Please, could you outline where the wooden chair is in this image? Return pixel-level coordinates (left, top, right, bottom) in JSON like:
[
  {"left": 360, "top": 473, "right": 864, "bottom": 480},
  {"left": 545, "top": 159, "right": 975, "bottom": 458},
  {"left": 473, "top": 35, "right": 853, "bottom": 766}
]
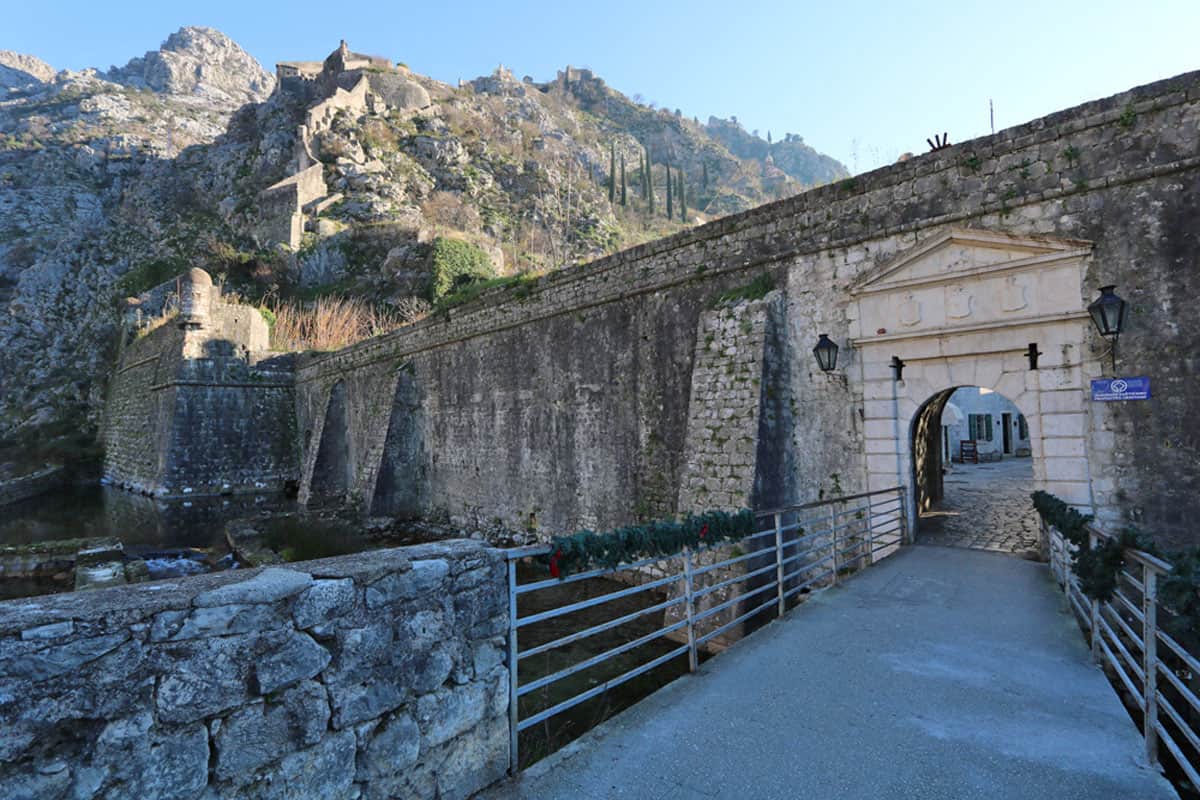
[{"left": 960, "top": 440, "right": 979, "bottom": 464}]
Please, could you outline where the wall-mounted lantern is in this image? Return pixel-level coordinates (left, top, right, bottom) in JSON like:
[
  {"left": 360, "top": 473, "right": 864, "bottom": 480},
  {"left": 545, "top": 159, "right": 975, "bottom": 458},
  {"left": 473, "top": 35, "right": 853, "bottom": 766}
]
[
  {"left": 890, "top": 356, "right": 905, "bottom": 381},
  {"left": 1087, "top": 285, "right": 1127, "bottom": 370},
  {"left": 812, "top": 334, "right": 839, "bottom": 372}
]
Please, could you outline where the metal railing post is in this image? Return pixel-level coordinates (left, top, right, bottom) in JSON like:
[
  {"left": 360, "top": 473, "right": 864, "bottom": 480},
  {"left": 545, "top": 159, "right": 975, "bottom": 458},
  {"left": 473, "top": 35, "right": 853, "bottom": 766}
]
[
  {"left": 774, "top": 513, "right": 786, "bottom": 617},
  {"left": 829, "top": 505, "right": 840, "bottom": 586},
  {"left": 1143, "top": 564, "right": 1160, "bottom": 767},
  {"left": 682, "top": 546, "right": 698, "bottom": 673},
  {"left": 865, "top": 494, "right": 875, "bottom": 566},
  {"left": 898, "top": 489, "right": 911, "bottom": 545},
  {"left": 506, "top": 557, "right": 520, "bottom": 774},
  {"left": 1088, "top": 530, "right": 1101, "bottom": 663}
]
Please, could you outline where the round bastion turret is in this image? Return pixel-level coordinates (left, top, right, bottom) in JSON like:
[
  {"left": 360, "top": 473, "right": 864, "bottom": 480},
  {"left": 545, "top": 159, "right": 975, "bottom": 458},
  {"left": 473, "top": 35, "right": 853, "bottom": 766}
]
[{"left": 177, "top": 268, "right": 213, "bottom": 330}]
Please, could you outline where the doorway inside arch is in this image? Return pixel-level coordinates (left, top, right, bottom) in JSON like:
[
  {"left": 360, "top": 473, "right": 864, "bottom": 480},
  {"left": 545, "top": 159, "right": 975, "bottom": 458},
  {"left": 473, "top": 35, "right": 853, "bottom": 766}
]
[{"left": 911, "top": 386, "right": 1038, "bottom": 556}]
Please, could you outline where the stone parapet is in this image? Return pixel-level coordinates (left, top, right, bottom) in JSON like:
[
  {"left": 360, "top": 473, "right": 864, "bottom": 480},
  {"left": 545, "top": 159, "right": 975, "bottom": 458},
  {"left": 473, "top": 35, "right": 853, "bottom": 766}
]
[{"left": 0, "top": 539, "right": 510, "bottom": 800}]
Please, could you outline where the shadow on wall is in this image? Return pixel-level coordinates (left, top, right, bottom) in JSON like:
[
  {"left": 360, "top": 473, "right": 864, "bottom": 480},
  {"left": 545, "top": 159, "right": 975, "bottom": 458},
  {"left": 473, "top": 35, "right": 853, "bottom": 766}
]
[
  {"left": 309, "top": 381, "right": 351, "bottom": 506},
  {"left": 370, "top": 367, "right": 426, "bottom": 518}
]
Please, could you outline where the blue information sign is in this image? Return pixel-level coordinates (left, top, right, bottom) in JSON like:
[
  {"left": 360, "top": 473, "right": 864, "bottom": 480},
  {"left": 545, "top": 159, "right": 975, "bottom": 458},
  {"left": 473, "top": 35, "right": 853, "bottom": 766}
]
[{"left": 1091, "top": 377, "right": 1151, "bottom": 401}]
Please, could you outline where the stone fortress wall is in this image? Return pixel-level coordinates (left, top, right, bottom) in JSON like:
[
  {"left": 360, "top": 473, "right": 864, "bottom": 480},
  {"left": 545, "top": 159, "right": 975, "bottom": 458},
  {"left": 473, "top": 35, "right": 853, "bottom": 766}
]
[
  {"left": 103, "top": 69, "right": 1200, "bottom": 547},
  {"left": 291, "top": 68, "right": 1200, "bottom": 546},
  {"left": 0, "top": 540, "right": 510, "bottom": 800},
  {"left": 102, "top": 269, "right": 297, "bottom": 497}
]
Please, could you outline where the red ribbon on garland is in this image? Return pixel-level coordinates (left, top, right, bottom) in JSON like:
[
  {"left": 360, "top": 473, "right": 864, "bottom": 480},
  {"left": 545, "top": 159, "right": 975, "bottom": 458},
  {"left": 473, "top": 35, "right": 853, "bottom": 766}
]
[
  {"left": 549, "top": 549, "right": 563, "bottom": 578},
  {"left": 699, "top": 524, "right": 708, "bottom": 541}
]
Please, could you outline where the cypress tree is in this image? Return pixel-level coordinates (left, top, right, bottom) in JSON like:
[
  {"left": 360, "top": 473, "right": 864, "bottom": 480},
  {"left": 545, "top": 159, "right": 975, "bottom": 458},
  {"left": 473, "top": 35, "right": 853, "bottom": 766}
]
[
  {"left": 666, "top": 163, "right": 673, "bottom": 220},
  {"left": 647, "top": 150, "right": 655, "bottom": 214},
  {"left": 608, "top": 143, "right": 616, "bottom": 203},
  {"left": 643, "top": 147, "right": 651, "bottom": 201},
  {"left": 620, "top": 155, "right": 627, "bottom": 206},
  {"left": 679, "top": 170, "right": 687, "bottom": 222}
]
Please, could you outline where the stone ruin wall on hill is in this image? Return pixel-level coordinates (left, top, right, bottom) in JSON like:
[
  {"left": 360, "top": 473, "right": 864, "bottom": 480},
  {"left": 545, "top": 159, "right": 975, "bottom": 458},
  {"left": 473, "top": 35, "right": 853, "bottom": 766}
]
[{"left": 104, "top": 69, "right": 1200, "bottom": 547}]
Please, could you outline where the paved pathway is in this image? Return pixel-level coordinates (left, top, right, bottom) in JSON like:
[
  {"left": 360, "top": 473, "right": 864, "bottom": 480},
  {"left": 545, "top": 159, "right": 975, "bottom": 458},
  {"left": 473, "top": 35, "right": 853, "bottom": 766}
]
[
  {"left": 482, "top": 547, "right": 1175, "bottom": 800},
  {"left": 919, "top": 458, "right": 1041, "bottom": 555}
]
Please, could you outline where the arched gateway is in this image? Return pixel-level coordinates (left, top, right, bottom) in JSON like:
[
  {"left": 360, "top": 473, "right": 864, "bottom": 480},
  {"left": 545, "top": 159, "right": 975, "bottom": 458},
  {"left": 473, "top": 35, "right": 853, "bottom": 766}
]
[{"left": 848, "top": 228, "right": 1097, "bottom": 534}]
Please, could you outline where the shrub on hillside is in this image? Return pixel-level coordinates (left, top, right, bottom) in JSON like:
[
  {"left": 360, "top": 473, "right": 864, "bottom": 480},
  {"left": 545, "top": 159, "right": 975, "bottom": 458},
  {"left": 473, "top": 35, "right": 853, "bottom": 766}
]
[{"left": 428, "top": 237, "right": 494, "bottom": 300}]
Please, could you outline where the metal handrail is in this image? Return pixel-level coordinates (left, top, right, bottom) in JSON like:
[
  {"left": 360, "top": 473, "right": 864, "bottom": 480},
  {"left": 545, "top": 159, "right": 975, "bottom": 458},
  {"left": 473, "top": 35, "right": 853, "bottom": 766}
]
[
  {"left": 754, "top": 485, "right": 906, "bottom": 517},
  {"left": 503, "top": 485, "right": 910, "bottom": 773},
  {"left": 1044, "top": 518, "right": 1200, "bottom": 779}
]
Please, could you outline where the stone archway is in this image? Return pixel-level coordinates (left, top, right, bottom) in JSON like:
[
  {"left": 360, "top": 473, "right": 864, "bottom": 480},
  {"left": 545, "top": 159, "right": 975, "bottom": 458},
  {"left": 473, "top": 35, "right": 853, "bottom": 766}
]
[
  {"left": 912, "top": 387, "right": 957, "bottom": 514},
  {"left": 910, "top": 385, "right": 1039, "bottom": 552},
  {"left": 848, "top": 228, "right": 1100, "bottom": 535}
]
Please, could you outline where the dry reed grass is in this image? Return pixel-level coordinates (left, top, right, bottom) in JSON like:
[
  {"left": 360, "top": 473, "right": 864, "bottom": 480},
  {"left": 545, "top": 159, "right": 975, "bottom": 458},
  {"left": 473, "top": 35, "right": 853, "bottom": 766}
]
[{"left": 266, "top": 296, "right": 409, "bottom": 352}]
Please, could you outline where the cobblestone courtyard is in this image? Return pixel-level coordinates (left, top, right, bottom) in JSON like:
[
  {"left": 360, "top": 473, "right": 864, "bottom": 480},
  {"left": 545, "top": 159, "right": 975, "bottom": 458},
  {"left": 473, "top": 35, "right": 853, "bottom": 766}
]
[{"left": 918, "top": 458, "right": 1040, "bottom": 556}]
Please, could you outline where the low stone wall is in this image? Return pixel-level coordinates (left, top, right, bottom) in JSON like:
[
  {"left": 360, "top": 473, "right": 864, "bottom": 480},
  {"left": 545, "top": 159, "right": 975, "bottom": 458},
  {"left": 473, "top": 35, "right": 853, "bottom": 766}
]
[{"left": 0, "top": 540, "right": 510, "bottom": 800}]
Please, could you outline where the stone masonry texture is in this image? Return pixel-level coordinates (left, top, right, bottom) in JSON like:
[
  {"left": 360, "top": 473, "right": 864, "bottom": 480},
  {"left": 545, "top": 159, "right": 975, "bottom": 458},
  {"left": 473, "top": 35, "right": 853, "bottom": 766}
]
[
  {"left": 0, "top": 539, "right": 510, "bottom": 800},
  {"left": 107, "top": 70, "right": 1200, "bottom": 547},
  {"left": 288, "top": 70, "right": 1200, "bottom": 547}
]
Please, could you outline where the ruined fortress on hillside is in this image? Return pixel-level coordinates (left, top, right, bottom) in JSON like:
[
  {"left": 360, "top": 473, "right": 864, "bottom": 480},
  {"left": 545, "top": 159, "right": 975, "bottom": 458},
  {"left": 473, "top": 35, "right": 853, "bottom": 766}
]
[
  {"left": 256, "top": 41, "right": 432, "bottom": 249},
  {"left": 104, "top": 67, "right": 1200, "bottom": 549}
]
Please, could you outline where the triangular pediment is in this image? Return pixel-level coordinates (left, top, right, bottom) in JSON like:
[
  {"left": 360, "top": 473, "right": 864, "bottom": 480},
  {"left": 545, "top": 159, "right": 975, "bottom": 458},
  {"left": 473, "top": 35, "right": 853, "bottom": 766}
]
[{"left": 851, "top": 228, "right": 1092, "bottom": 295}]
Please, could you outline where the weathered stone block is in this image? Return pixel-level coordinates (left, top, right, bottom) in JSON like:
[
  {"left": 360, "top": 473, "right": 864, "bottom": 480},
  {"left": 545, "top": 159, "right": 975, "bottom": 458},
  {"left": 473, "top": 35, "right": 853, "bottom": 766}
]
[
  {"left": 212, "top": 680, "right": 330, "bottom": 781},
  {"left": 472, "top": 638, "right": 505, "bottom": 677},
  {"left": 192, "top": 567, "right": 313, "bottom": 607},
  {"left": 155, "top": 637, "right": 252, "bottom": 724},
  {"left": 256, "top": 631, "right": 331, "bottom": 695},
  {"left": 365, "top": 559, "right": 448, "bottom": 608},
  {"left": 356, "top": 710, "right": 419, "bottom": 781},
  {"left": 160, "top": 603, "right": 283, "bottom": 642},
  {"left": 89, "top": 713, "right": 209, "bottom": 800},
  {"left": 0, "top": 633, "right": 127, "bottom": 682},
  {"left": 20, "top": 621, "right": 74, "bottom": 641},
  {"left": 234, "top": 730, "right": 357, "bottom": 800},
  {"left": 327, "top": 681, "right": 406, "bottom": 731},
  {"left": 292, "top": 578, "right": 355, "bottom": 629},
  {"left": 433, "top": 712, "right": 510, "bottom": 800},
  {"left": 415, "top": 680, "right": 489, "bottom": 748},
  {"left": 453, "top": 584, "right": 506, "bottom": 638}
]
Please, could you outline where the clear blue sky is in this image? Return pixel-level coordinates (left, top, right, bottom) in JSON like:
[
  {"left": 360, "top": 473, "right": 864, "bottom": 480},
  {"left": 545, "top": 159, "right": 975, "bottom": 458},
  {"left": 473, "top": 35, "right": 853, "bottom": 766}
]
[{"left": 6, "top": 1, "right": 1198, "bottom": 173}]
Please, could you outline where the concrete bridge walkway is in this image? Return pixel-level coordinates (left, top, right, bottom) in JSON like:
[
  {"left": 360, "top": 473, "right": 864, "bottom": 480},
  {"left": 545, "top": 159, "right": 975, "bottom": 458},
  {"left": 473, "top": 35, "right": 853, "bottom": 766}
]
[{"left": 483, "top": 546, "right": 1176, "bottom": 800}]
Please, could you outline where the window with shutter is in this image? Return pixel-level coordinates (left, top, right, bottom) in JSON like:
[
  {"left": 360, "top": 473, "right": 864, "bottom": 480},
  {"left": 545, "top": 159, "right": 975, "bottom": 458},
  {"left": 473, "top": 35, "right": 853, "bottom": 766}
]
[
  {"left": 1018, "top": 415, "right": 1028, "bottom": 440},
  {"left": 968, "top": 415, "right": 977, "bottom": 440},
  {"left": 985, "top": 416, "right": 994, "bottom": 441}
]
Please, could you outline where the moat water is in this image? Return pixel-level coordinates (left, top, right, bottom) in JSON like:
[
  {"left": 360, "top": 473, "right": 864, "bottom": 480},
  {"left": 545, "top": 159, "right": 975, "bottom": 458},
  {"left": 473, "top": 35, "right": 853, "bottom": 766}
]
[
  {"left": 0, "top": 485, "right": 296, "bottom": 599},
  {"left": 0, "top": 485, "right": 296, "bottom": 550}
]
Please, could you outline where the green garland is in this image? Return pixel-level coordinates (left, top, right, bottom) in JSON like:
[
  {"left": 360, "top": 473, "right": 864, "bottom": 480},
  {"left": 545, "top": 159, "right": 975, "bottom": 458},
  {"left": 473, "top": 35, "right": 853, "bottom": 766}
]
[
  {"left": 543, "top": 509, "right": 759, "bottom": 576},
  {"left": 1032, "top": 490, "right": 1200, "bottom": 645}
]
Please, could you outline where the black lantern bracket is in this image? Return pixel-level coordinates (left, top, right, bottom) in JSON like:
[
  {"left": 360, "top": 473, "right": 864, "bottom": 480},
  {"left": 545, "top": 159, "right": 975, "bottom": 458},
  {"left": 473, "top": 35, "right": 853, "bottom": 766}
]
[
  {"left": 1087, "top": 284, "right": 1127, "bottom": 373},
  {"left": 890, "top": 356, "right": 906, "bottom": 381},
  {"left": 812, "top": 334, "right": 839, "bottom": 373}
]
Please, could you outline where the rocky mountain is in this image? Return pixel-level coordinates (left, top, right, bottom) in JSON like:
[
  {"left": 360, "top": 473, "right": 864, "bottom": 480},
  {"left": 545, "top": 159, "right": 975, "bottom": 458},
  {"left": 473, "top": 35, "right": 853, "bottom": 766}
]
[
  {"left": 103, "top": 27, "right": 275, "bottom": 111},
  {"left": 705, "top": 116, "right": 845, "bottom": 187},
  {"left": 0, "top": 52, "right": 56, "bottom": 90},
  {"left": 0, "top": 28, "right": 847, "bottom": 467}
]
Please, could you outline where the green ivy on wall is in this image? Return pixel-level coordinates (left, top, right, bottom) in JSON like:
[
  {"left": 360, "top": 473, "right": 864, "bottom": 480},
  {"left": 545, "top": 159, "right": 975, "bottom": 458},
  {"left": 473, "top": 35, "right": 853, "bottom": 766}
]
[{"left": 544, "top": 509, "right": 760, "bottom": 577}]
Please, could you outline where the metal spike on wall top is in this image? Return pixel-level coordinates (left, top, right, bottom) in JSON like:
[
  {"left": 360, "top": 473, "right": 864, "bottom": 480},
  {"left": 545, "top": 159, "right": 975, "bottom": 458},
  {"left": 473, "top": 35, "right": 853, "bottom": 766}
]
[{"left": 926, "top": 133, "right": 951, "bottom": 151}]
